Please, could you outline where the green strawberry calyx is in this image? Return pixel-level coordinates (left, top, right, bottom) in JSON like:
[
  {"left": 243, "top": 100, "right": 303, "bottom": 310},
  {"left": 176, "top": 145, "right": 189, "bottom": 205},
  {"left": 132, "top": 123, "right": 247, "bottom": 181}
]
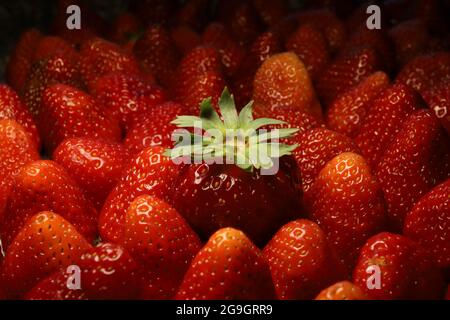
[{"left": 164, "top": 88, "right": 299, "bottom": 172}]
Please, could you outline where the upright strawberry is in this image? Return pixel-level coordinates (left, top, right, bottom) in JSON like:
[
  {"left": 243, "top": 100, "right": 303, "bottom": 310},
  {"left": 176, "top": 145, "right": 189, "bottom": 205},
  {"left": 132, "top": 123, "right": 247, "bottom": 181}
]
[
  {"left": 353, "top": 232, "right": 445, "bottom": 299},
  {"left": 263, "top": 219, "right": 345, "bottom": 299},
  {"left": 1, "top": 212, "right": 92, "bottom": 298},
  {"left": 175, "top": 228, "right": 276, "bottom": 300},
  {"left": 123, "top": 195, "right": 202, "bottom": 299},
  {"left": 315, "top": 281, "right": 368, "bottom": 300},
  {"left": 376, "top": 110, "right": 450, "bottom": 230}
]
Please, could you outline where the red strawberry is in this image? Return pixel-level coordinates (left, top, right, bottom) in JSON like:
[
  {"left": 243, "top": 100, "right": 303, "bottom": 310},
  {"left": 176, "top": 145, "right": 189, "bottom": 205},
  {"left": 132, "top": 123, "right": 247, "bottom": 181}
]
[
  {"left": 0, "top": 160, "right": 98, "bottom": 249},
  {"left": 176, "top": 0, "right": 209, "bottom": 30},
  {"left": 109, "top": 12, "right": 142, "bottom": 45},
  {"left": 79, "top": 37, "right": 140, "bottom": 86},
  {"left": 396, "top": 52, "right": 450, "bottom": 98},
  {"left": 315, "top": 281, "right": 368, "bottom": 300},
  {"left": 170, "top": 25, "right": 201, "bottom": 55},
  {"left": 354, "top": 84, "right": 422, "bottom": 168},
  {"left": 353, "top": 232, "right": 445, "bottom": 300},
  {"left": 285, "top": 24, "right": 330, "bottom": 80},
  {"left": 99, "top": 146, "right": 180, "bottom": 243},
  {"left": 122, "top": 195, "right": 202, "bottom": 299},
  {"left": 227, "top": 2, "right": 262, "bottom": 46},
  {"left": 422, "top": 79, "right": 450, "bottom": 134},
  {"left": 6, "top": 29, "right": 42, "bottom": 92},
  {"left": 263, "top": 219, "right": 346, "bottom": 300},
  {"left": 39, "top": 84, "right": 121, "bottom": 153},
  {"left": 130, "top": 0, "right": 174, "bottom": 25},
  {"left": 252, "top": 0, "right": 287, "bottom": 27},
  {"left": 404, "top": 178, "right": 450, "bottom": 272},
  {"left": 32, "top": 36, "right": 78, "bottom": 63},
  {"left": 134, "top": 25, "right": 179, "bottom": 87},
  {"left": 124, "top": 101, "right": 190, "bottom": 154},
  {"left": 316, "top": 46, "right": 383, "bottom": 106},
  {"left": 376, "top": 109, "right": 450, "bottom": 230},
  {"left": 88, "top": 72, "right": 167, "bottom": 131},
  {"left": 253, "top": 52, "right": 321, "bottom": 119},
  {"left": 175, "top": 228, "right": 276, "bottom": 300},
  {"left": 292, "top": 128, "right": 359, "bottom": 197},
  {"left": 53, "top": 138, "right": 130, "bottom": 210},
  {"left": 1, "top": 212, "right": 92, "bottom": 298},
  {"left": 327, "top": 71, "right": 390, "bottom": 137},
  {"left": 0, "top": 84, "right": 40, "bottom": 147}
]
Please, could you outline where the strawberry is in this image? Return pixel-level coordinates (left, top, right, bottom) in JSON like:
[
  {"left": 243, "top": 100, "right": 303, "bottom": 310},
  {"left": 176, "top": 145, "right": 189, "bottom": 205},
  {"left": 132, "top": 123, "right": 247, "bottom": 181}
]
[
  {"left": 124, "top": 101, "right": 191, "bottom": 154},
  {"left": 109, "top": 12, "right": 142, "bottom": 45},
  {"left": 53, "top": 138, "right": 130, "bottom": 210},
  {"left": 39, "top": 84, "right": 121, "bottom": 153},
  {"left": 404, "top": 178, "right": 450, "bottom": 272},
  {"left": 252, "top": 0, "right": 287, "bottom": 27},
  {"left": 285, "top": 23, "right": 330, "bottom": 80},
  {"left": 422, "top": 79, "right": 450, "bottom": 134},
  {"left": 134, "top": 25, "right": 179, "bottom": 87},
  {"left": 32, "top": 36, "right": 78, "bottom": 63},
  {"left": 315, "top": 281, "right": 368, "bottom": 300},
  {"left": 78, "top": 37, "right": 140, "bottom": 86},
  {"left": 326, "top": 71, "right": 390, "bottom": 138},
  {"left": 6, "top": 28, "right": 42, "bottom": 92},
  {"left": 170, "top": 25, "right": 201, "bottom": 55},
  {"left": 292, "top": 128, "right": 359, "bottom": 198},
  {"left": 0, "top": 84, "right": 40, "bottom": 147},
  {"left": 88, "top": 72, "right": 167, "bottom": 131},
  {"left": 123, "top": 195, "right": 202, "bottom": 299},
  {"left": 396, "top": 52, "right": 450, "bottom": 98},
  {"left": 316, "top": 46, "right": 383, "bottom": 107},
  {"left": 354, "top": 84, "right": 422, "bottom": 168},
  {"left": 376, "top": 109, "right": 450, "bottom": 230},
  {"left": 1, "top": 212, "right": 93, "bottom": 298},
  {"left": 0, "top": 160, "right": 98, "bottom": 249},
  {"left": 176, "top": 0, "right": 209, "bottom": 30},
  {"left": 263, "top": 219, "right": 346, "bottom": 300},
  {"left": 227, "top": 2, "right": 262, "bottom": 46},
  {"left": 253, "top": 52, "right": 321, "bottom": 119},
  {"left": 99, "top": 146, "right": 180, "bottom": 243},
  {"left": 307, "top": 152, "right": 387, "bottom": 271},
  {"left": 353, "top": 232, "right": 445, "bottom": 300},
  {"left": 130, "top": 0, "right": 174, "bottom": 25},
  {"left": 175, "top": 228, "right": 276, "bottom": 300}
]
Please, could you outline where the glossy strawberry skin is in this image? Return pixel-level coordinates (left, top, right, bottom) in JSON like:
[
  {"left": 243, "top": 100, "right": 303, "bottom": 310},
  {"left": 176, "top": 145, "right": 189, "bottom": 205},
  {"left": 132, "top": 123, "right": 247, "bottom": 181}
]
[
  {"left": 422, "top": 79, "right": 450, "bottom": 134},
  {"left": 39, "top": 84, "right": 121, "bottom": 154},
  {"left": 122, "top": 195, "right": 202, "bottom": 299},
  {"left": 53, "top": 138, "right": 130, "bottom": 210},
  {"left": 315, "top": 281, "right": 368, "bottom": 300},
  {"left": 32, "top": 36, "right": 78, "bottom": 63},
  {"left": 99, "top": 146, "right": 180, "bottom": 243},
  {"left": 307, "top": 152, "right": 387, "bottom": 271},
  {"left": 404, "top": 178, "right": 450, "bottom": 272},
  {"left": 176, "top": 228, "right": 277, "bottom": 300},
  {"left": 1, "top": 212, "right": 93, "bottom": 298},
  {"left": 263, "top": 219, "right": 346, "bottom": 300},
  {"left": 0, "top": 160, "right": 98, "bottom": 249},
  {"left": 354, "top": 84, "right": 422, "bottom": 169},
  {"left": 327, "top": 72, "right": 390, "bottom": 138},
  {"left": 376, "top": 110, "right": 450, "bottom": 230},
  {"left": 353, "top": 232, "right": 445, "bottom": 300}
]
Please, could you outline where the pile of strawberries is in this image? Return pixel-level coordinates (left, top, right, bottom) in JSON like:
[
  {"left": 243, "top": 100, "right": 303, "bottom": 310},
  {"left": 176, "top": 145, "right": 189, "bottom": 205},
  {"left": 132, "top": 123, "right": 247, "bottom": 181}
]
[{"left": 0, "top": 0, "right": 449, "bottom": 300}]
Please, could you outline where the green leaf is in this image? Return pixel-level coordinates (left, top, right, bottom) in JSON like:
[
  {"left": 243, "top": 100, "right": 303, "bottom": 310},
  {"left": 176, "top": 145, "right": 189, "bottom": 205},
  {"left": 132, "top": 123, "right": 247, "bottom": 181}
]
[
  {"left": 218, "top": 88, "right": 239, "bottom": 129},
  {"left": 256, "top": 128, "right": 299, "bottom": 142},
  {"left": 238, "top": 101, "right": 254, "bottom": 128},
  {"left": 199, "top": 98, "right": 224, "bottom": 131},
  {"left": 247, "top": 118, "right": 286, "bottom": 131}
]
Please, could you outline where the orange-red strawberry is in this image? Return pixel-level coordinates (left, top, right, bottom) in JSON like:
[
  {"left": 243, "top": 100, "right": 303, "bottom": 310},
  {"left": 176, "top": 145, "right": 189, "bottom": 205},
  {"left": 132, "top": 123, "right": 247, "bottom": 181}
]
[
  {"left": 134, "top": 25, "right": 179, "bottom": 87},
  {"left": 32, "top": 36, "right": 78, "bottom": 63},
  {"left": 316, "top": 46, "right": 383, "bottom": 106},
  {"left": 39, "top": 84, "right": 121, "bottom": 153},
  {"left": 175, "top": 228, "right": 276, "bottom": 300},
  {"left": 404, "top": 178, "right": 450, "bottom": 272},
  {"left": 327, "top": 71, "right": 390, "bottom": 137},
  {"left": 396, "top": 52, "right": 450, "bottom": 98},
  {"left": 354, "top": 84, "right": 422, "bottom": 168},
  {"left": 292, "top": 128, "right": 359, "bottom": 198},
  {"left": 286, "top": 23, "right": 330, "bottom": 80},
  {"left": 263, "top": 219, "right": 346, "bottom": 300},
  {"left": 353, "top": 232, "right": 445, "bottom": 300},
  {"left": 1, "top": 212, "right": 93, "bottom": 298},
  {"left": 79, "top": 37, "right": 140, "bottom": 86},
  {"left": 6, "top": 28, "right": 42, "bottom": 92},
  {"left": 25, "top": 270, "right": 87, "bottom": 300},
  {"left": 99, "top": 146, "right": 180, "bottom": 243},
  {"left": 124, "top": 101, "right": 190, "bottom": 154},
  {"left": 0, "top": 160, "right": 98, "bottom": 249},
  {"left": 315, "top": 281, "right": 368, "bottom": 300},
  {"left": 422, "top": 79, "right": 450, "bottom": 134},
  {"left": 307, "top": 152, "right": 387, "bottom": 271},
  {"left": 53, "top": 138, "right": 130, "bottom": 210},
  {"left": 0, "top": 84, "right": 40, "bottom": 147},
  {"left": 253, "top": 52, "right": 321, "bottom": 119},
  {"left": 376, "top": 110, "right": 450, "bottom": 230},
  {"left": 122, "top": 195, "right": 202, "bottom": 299}
]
